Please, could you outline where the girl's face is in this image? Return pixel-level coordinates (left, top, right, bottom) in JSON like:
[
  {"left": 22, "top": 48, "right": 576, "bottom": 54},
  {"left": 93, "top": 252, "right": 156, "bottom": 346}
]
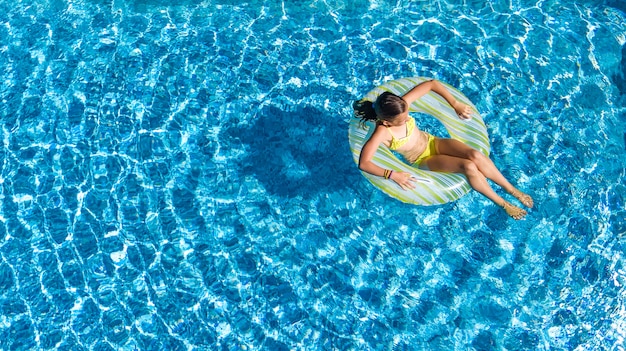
[{"left": 382, "top": 110, "right": 410, "bottom": 127}]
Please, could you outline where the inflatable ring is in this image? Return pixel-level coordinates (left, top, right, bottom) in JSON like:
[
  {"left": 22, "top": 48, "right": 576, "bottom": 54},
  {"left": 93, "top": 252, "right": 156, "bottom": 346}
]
[{"left": 348, "top": 77, "right": 491, "bottom": 205}]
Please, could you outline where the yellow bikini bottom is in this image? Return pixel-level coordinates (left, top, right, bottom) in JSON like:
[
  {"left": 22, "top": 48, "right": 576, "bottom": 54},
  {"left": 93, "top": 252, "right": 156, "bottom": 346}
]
[{"left": 413, "top": 133, "right": 437, "bottom": 166}]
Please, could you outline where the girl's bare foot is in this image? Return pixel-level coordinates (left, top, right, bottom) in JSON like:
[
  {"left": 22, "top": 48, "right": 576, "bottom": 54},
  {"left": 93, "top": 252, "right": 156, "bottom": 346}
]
[
  {"left": 503, "top": 201, "right": 527, "bottom": 220},
  {"left": 510, "top": 189, "right": 533, "bottom": 208}
]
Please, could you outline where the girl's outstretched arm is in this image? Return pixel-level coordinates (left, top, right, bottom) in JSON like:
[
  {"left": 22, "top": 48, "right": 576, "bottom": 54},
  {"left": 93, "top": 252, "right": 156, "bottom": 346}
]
[{"left": 401, "top": 80, "right": 473, "bottom": 119}]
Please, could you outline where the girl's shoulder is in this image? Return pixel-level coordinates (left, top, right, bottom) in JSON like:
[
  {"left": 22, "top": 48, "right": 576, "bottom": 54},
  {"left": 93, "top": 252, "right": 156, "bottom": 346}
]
[
  {"left": 372, "top": 122, "right": 387, "bottom": 134},
  {"left": 370, "top": 123, "right": 392, "bottom": 144}
]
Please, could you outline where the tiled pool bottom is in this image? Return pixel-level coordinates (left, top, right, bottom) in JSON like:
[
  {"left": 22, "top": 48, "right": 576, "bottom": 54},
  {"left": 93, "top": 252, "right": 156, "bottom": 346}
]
[{"left": 1, "top": 0, "right": 626, "bottom": 350}]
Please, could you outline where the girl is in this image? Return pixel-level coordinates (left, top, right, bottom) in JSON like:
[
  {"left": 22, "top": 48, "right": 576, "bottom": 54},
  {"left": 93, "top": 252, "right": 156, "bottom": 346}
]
[{"left": 353, "top": 79, "right": 533, "bottom": 219}]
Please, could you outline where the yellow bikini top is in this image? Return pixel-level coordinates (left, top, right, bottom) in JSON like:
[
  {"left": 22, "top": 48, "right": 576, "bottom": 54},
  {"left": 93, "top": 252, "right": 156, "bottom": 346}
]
[{"left": 386, "top": 117, "right": 416, "bottom": 150}]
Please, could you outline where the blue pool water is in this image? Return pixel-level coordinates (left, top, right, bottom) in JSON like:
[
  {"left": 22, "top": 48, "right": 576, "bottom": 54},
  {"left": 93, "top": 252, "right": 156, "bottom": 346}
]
[{"left": 1, "top": 0, "right": 626, "bottom": 350}]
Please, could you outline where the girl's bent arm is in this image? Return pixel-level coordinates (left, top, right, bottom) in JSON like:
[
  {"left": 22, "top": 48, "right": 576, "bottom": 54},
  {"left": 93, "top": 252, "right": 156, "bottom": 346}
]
[
  {"left": 358, "top": 126, "right": 388, "bottom": 177},
  {"left": 402, "top": 80, "right": 473, "bottom": 119},
  {"left": 358, "top": 126, "right": 417, "bottom": 190}
]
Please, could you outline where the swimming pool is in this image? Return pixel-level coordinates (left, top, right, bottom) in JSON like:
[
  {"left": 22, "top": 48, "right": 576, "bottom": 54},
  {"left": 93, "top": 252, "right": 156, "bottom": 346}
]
[{"left": 1, "top": 0, "right": 625, "bottom": 349}]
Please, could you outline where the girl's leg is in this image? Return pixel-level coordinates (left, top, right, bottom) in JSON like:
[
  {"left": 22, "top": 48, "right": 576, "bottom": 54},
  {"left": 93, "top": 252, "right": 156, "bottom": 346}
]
[
  {"left": 434, "top": 138, "right": 533, "bottom": 208},
  {"left": 423, "top": 154, "right": 527, "bottom": 219}
]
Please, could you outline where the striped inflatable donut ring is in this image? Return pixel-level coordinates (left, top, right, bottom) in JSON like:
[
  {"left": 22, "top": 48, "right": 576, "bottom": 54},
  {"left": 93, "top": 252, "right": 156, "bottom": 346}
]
[{"left": 348, "top": 77, "right": 490, "bottom": 205}]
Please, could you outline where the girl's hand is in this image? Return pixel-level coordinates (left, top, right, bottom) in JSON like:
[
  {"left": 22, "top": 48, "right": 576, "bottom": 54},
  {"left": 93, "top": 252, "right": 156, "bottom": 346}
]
[
  {"left": 391, "top": 171, "right": 417, "bottom": 190},
  {"left": 453, "top": 101, "right": 473, "bottom": 120}
]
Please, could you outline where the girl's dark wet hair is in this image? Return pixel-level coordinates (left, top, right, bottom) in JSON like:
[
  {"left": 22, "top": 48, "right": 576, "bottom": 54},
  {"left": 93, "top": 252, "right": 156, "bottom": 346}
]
[{"left": 353, "top": 91, "right": 408, "bottom": 124}]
